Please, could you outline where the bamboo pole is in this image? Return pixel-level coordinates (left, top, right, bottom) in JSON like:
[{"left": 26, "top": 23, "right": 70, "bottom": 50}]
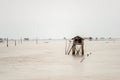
[
  {"left": 7, "top": 38, "right": 8, "bottom": 47},
  {"left": 15, "top": 40, "right": 16, "bottom": 46}
]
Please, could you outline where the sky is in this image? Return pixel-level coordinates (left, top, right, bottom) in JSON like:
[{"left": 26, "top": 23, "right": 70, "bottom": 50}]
[{"left": 0, "top": 0, "right": 120, "bottom": 39}]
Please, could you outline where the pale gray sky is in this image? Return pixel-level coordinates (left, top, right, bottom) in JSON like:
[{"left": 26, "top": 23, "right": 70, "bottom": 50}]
[{"left": 0, "top": 0, "right": 120, "bottom": 39}]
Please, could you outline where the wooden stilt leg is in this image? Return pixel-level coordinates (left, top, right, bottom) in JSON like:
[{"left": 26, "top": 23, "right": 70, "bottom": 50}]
[
  {"left": 72, "top": 45, "right": 76, "bottom": 55},
  {"left": 81, "top": 44, "right": 84, "bottom": 56}
]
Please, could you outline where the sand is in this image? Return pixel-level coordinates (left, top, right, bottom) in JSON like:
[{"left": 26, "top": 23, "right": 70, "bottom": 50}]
[{"left": 0, "top": 39, "right": 120, "bottom": 80}]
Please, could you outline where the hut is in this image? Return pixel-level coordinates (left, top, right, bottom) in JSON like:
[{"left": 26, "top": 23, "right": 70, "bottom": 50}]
[
  {"left": 71, "top": 36, "right": 84, "bottom": 56},
  {"left": 24, "top": 38, "right": 29, "bottom": 41}
]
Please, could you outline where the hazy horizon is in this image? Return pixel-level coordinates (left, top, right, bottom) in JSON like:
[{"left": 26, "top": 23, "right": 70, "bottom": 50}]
[{"left": 0, "top": 0, "right": 120, "bottom": 39}]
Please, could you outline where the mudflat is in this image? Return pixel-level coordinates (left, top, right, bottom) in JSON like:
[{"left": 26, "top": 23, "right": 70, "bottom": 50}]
[{"left": 0, "top": 40, "right": 120, "bottom": 80}]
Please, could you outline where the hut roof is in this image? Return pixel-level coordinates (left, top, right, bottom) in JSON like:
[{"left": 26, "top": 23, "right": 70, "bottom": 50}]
[{"left": 72, "top": 36, "right": 84, "bottom": 40}]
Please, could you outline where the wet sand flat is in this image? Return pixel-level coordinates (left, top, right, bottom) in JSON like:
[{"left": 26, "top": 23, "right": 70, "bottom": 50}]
[{"left": 0, "top": 40, "right": 120, "bottom": 80}]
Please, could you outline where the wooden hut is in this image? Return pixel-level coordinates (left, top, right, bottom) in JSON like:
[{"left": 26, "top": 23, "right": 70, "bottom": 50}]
[{"left": 71, "top": 36, "right": 84, "bottom": 56}]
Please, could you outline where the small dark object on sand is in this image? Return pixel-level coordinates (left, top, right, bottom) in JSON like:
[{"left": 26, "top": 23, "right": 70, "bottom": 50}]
[
  {"left": 90, "top": 52, "right": 92, "bottom": 55},
  {"left": 80, "top": 57, "right": 85, "bottom": 62},
  {"left": 87, "top": 54, "right": 89, "bottom": 57}
]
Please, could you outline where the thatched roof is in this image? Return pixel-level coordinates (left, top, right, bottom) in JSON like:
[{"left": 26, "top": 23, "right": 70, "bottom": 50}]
[{"left": 72, "top": 36, "right": 84, "bottom": 40}]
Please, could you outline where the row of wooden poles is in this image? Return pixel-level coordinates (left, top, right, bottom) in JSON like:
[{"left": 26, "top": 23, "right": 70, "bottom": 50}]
[{"left": 4, "top": 38, "right": 39, "bottom": 47}]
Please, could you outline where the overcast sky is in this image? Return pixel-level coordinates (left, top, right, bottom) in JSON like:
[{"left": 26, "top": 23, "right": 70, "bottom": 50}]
[{"left": 0, "top": 0, "right": 120, "bottom": 39}]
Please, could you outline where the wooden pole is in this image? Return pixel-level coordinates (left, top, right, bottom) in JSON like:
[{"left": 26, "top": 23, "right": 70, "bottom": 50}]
[
  {"left": 81, "top": 42, "right": 84, "bottom": 56},
  {"left": 15, "top": 40, "right": 16, "bottom": 46},
  {"left": 72, "top": 44, "right": 76, "bottom": 55},
  {"left": 66, "top": 41, "right": 72, "bottom": 55},
  {"left": 65, "top": 39, "right": 67, "bottom": 55},
  {"left": 7, "top": 38, "right": 8, "bottom": 47},
  {"left": 20, "top": 38, "right": 22, "bottom": 44}
]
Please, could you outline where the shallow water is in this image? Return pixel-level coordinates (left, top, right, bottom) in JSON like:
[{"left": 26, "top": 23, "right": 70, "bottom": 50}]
[{"left": 0, "top": 40, "right": 120, "bottom": 80}]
